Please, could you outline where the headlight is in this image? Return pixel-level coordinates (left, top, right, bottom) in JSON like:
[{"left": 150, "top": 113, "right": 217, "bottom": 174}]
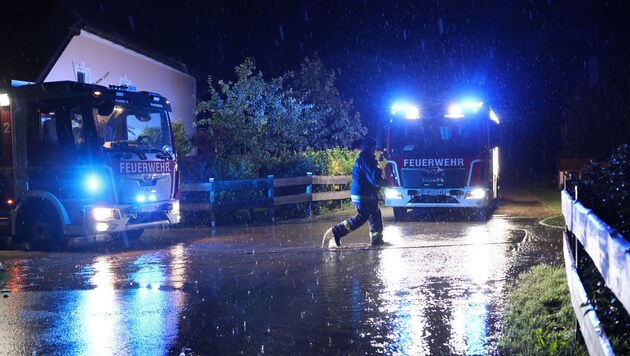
[
  {"left": 92, "top": 207, "right": 115, "bottom": 221},
  {"left": 384, "top": 188, "right": 403, "bottom": 199},
  {"left": 466, "top": 188, "right": 486, "bottom": 199}
]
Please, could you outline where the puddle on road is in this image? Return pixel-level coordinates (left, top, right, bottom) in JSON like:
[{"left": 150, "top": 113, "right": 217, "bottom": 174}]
[
  {"left": 0, "top": 216, "right": 564, "bottom": 355},
  {"left": 507, "top": 229, "right": 527, "bottom": 244}
]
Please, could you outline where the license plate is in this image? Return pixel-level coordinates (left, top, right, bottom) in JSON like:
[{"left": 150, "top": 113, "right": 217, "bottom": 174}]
[
  {"left": 423, "top": 189, "right": 446, "bottom": 196},
  {"left": 139, "top": 204, "right": 158, "bottom": 212}
]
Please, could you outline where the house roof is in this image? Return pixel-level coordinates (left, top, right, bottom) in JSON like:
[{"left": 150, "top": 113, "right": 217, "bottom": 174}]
[
  {"left": 1, "top": 1, "right": 197, "bottom": 88},
  {"left": 556, "top": 158, "right": 592, "bottom": 171}
]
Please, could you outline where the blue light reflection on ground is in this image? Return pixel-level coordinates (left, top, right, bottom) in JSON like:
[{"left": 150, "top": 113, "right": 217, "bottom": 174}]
[
  {"left": 453, "top": 222, "right": 509, "bottom": 354},
  {"left": 376, "top": 222, "right": 510, "bottom": 354},
  {"left": 70, "top": 250, "right": 185, "bottom": 354},
  {"left": 376, "top": 234, "right": 430, "bottom": 355}
]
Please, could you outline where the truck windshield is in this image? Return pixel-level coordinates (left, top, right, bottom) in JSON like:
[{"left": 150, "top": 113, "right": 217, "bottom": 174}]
[
  {"left": 94, "top": 106, "right": 173, "bottom": 153},
  {"left": 388, "top": 118, "right": 483, "bottom": 158}
]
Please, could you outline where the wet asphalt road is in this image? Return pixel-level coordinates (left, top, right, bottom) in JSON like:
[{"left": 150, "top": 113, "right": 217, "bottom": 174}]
[{"left": 0, "top": 186, "right": 563, "bottom": 355}]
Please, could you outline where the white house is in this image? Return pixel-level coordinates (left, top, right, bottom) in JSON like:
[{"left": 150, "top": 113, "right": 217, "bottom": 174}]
[{"left": 43, "top": 27, "right": 197, "bottom": 138}]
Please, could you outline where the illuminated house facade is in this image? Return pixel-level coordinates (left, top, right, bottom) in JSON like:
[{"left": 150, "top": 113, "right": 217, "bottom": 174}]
[
  {"left": 45, "top": 28, "right": 196, "bottom": 137},
  {"left": 2, "top": 21, "right": 196, "bottom": 141}
]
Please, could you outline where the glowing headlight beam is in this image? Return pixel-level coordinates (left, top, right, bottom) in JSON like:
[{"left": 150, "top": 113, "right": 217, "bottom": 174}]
[
  {"left": 384, "top": 188, "right": 403, "bottom": 199},
  {"left": 466, "top": 188, "right": 486, "bottom": 199},
  {"left": 93, "top": 207, "right": 115, "bottom": 221}
]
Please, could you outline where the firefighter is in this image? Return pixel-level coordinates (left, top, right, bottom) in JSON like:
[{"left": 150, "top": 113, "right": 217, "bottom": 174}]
[{"left": 322, "top": 136, "right": 388, "bottom": 247}]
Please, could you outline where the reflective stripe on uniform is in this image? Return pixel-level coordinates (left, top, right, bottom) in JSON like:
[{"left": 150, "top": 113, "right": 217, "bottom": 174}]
[{"left": 342, "top": 220, "right": 352, "bottom": 232}]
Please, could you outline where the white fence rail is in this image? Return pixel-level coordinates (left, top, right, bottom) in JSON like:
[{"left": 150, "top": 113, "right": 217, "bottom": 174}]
[
  {"left": 561, "top": 190, "right": 630, "bottom": 355},
  {"left": 562, "top": 190, "right": 630, "bottom": 312}
]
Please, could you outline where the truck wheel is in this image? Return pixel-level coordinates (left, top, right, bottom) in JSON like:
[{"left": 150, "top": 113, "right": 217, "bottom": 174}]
[
  {"left": 23, "top": 210, "right": 68, "bottom": 251},
  {"left": 393, "top": 207, "right": 407, "bottom": 221}
]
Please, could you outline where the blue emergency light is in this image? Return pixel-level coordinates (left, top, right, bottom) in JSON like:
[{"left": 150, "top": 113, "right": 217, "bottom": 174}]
[
  {"left": 86, "top": 175, "right": 101, "bottom": 192},
  {"left": 391, "top": 103, "right": 420, "bottom": 120},
  {"left": 445, "top": 101, "right": 484, "bottom": 118}
]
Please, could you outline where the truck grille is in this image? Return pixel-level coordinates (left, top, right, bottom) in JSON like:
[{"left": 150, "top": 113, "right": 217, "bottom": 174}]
[
  {"left": 128, "top": 211, "right": 169, "bottom": 224},
  {"left": 117, "top": 174, "right": 173, "bottom": 204},
  {"left": 400, "top": 168, "right": 467, "bottom": 188}
]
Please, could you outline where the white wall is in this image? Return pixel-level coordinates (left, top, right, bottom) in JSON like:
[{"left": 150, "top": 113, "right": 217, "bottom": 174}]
[{"left": 46, "top": 30, "right": 196, "bottom": 137}]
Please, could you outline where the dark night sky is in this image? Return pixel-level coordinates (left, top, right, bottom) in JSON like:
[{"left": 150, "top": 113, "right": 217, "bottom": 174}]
[{"left": 4, "top": 0, "right": 630, "bottom": 176}]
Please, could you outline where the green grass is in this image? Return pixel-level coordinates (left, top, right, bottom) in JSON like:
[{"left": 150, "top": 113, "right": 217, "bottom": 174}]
[
  {"left": 536, "top": 186, "right": 563, "bottom": 215},
  {"left": 528, "top": 183, "right": 566, "bottom": 228},
  {"left": 498, "top": 264, "right": 587, "bottom": 355},
  {"left": 541, "top": 215, "right": 566, "bottom": 228}
]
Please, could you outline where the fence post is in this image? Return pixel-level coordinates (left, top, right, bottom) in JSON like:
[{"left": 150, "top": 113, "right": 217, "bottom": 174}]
[
  {"left": 209, "top": 177, "right": 216, "bottom": 228},
  {"left": 574, "top": 184, "right": 581, "bottom": 270},
  {"left": 306, "top": 172, "right": 313, "bottom": 218},
  {"left": 268, "top": 175, "right": 275, "bottom": 223}
]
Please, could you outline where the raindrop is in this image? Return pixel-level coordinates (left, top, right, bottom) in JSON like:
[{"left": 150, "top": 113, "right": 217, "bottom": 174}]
[
  {"left": 128, "top": 16, "right": 135, "bottom": 31},
  {"left": 279, "top": 25, "right": 285, "bottom": 41}
]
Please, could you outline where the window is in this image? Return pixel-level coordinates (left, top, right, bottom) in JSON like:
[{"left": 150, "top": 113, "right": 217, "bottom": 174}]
[
  {"left": 74, "top": 63, "right": 91, "bottom": 84},
  {"left": 76, "top": 71, "right": 86, "bottom": 83},
  {"left": 40, "top": 115, "right": 58, "bottom": 145}
]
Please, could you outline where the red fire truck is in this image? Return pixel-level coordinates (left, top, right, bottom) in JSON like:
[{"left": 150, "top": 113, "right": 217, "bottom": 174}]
[
  {"left": 0, "top": 81, "right": 180, "bottom": 250},
  {"left": 383, "top": 100, "right": 500, "bottom": 220}
]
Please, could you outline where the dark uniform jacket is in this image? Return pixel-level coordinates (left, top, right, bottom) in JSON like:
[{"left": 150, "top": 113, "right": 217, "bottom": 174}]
[{"left": 350, "top": 149, "right": 383, "bottom": 202}]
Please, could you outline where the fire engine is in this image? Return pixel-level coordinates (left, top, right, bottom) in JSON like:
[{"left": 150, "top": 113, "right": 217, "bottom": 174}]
[
  {"left": 0, "top": 81, "right": 181, "bottom": 250},
  {"left": 383, "top": 100, "right": 500, "bottom": 220}
]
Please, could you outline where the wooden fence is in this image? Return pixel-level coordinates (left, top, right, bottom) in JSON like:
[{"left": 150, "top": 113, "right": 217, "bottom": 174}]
[
  {"left": 179, "top": 173, "right": 352, "bottom": 227},
  {"left": 562, "top": 189, "right": 629, "bottom": 355}
]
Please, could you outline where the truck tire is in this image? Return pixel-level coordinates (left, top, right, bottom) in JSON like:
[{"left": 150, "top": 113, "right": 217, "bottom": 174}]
[
  {"left": 21, "top": 208, "right": 68, "bottom": 251},
  {"left": 393, "top": 207, "right": 407, "bottom": 221}
]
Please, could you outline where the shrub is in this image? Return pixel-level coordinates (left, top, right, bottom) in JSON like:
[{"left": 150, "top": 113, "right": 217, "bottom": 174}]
[
  {"left": 189, "top": 147, "right": 360, "bottom": 181},
  {"left": 580, "top": 144, "right": 630, "bottom": 238},
  {"left": 179, "top": 155, "right": 257, "bottom": 182}
]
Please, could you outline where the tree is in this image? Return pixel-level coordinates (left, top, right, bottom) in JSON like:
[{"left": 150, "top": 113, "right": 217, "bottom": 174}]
[
  {"left": 290, "top": 54, "right": 366, "bottom": 149},
  {"left": 194, "top": 59, "right": 313, "bottom": 169},
  {"left": 171, "top": 120, "right": 193, "bottom": 156}
]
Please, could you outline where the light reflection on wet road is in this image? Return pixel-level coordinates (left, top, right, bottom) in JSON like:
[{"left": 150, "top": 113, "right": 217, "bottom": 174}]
[{"left": 0, "top": 198, "right": 563, "bottom": 355}]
